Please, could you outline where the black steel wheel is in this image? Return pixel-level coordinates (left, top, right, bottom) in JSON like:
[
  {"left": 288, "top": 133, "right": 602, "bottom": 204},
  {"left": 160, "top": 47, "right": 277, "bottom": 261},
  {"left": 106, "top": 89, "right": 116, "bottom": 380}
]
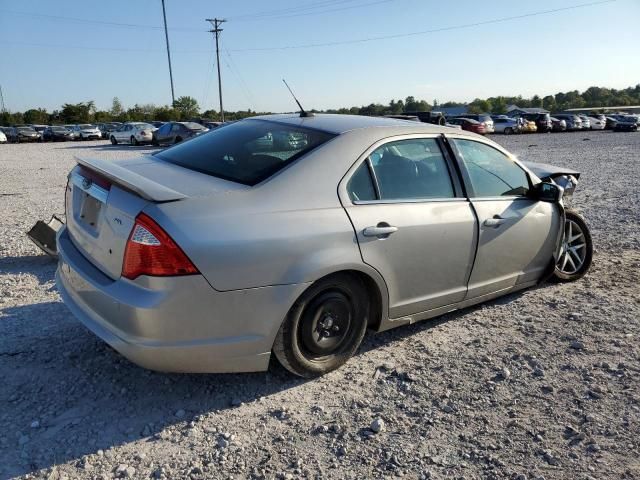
[{"left": 273, "top": 273, "right": 369, "bottom": 377}]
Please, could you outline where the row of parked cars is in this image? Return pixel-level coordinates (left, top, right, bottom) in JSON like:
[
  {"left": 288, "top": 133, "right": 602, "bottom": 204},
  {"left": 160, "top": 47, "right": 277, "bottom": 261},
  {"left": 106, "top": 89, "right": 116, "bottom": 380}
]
[
  {"left": 0, "top": 120, "right": 222, "bottom": 146},
  {"left": 446, "top": 112, "right": 640, "bottom": 135}
]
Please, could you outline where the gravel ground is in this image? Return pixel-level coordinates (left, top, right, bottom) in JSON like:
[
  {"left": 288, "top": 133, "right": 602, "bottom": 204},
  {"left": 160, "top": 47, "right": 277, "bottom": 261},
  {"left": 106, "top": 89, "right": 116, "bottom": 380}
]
[{"left": 1, "top": 131, "right": 639, "bottom": 480}]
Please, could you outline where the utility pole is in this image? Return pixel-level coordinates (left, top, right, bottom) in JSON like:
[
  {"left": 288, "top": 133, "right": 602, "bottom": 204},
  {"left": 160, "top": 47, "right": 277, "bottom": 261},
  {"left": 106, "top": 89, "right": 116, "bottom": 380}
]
[
  {"left": 206, "top": 18, "right": 226, "bottom": 122},
  {"left": 0, "top": 84, "right": 6, "bottom": 113},
  {"left": 161, "top": 0, "right": 176, "bottom": 105}
]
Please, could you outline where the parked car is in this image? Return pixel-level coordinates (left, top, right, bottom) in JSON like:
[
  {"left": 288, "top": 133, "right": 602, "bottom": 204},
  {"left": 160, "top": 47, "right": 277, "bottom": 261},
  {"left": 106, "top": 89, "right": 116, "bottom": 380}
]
[
  {"left": 72, "top": 124, "right": 102, "bottom": 140},
  {"left": 150, "top": 121, "right": 166, "bottom": 128},
  {"left": 30, "top": 124, "right": 48, "bottom": 140},
  {"left": 586, "top": 115, "right": 606, "bottom": 130},
  {"left": 64, "top": 125, "right": 81, "bottom": 140},
  {"left": 553, "top": 114, "right": 582, "bottom": 131},
  {"left": 550, "top": 117, "right": 567, "bottom": 132},
  {"left": 0, "top": 129, "right": 6, "bottom": 143},
  {"left": 9, "top": 126, "right": 40, "bottom": 142},
  {"left": 110, "top": 122, "right": 156, "bottom": 145},
  {"left": 522, "top": 113, "right": 552, "bottom": 133},
  {"left": 578, "top": 115, "right": 591, "bottom": 130},
  {"left": 55, "top": 114, "right": 587, "bottom": 377},
  {"left": 447, "top": 117, "right": 486, "bottom": 134},
  {"left": 456, "top": 114, "right": 495, "bottom": 133},
  {"left": 613, "top": 115, "right": 638, "bottom": 132},
  {"left": 517, "top": 118, "right": 538, "bottom": 133},
  {"left": 152, "top": 121, "right": 208, "bottom": 146},
  {"left": 42, "top": 126, "right": 75, "bottom": 142},
  {"left": 491, "top": 116, "right": 520, "bottom": 134},
  {"left": 605, "top": 116, "right": 618, "bottom": 129}
]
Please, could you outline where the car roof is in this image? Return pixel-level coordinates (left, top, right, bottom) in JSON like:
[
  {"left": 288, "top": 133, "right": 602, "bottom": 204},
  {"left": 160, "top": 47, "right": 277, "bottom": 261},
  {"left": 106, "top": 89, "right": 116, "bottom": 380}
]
[{"left": 247, "top": 113, "right": 453, "bottom": 135}]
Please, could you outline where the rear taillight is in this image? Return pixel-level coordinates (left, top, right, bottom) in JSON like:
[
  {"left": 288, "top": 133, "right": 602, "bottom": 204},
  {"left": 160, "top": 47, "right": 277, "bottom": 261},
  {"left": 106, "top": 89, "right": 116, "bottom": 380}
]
[{"left": 122, "top": 213, "right": 198, "bottom": 280}]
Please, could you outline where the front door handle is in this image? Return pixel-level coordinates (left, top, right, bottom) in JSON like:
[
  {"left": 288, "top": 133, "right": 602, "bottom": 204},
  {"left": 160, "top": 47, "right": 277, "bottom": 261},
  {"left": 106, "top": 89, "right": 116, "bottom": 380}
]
[
  {"left": 484, "top": 215, "right": 506, "bottom": 227},
  {"left": 363, "top": 224, "right": 398, "bottom": 237}
]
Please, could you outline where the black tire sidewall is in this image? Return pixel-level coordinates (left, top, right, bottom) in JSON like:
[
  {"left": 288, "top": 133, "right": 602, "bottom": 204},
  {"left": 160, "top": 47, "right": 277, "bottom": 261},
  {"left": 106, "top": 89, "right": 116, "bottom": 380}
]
[
  {"left": 553, "top": 209, "right": 593, "bottom": 282},
  {"left": 273, "top": 273, "right": 369, "bottom": 377}
]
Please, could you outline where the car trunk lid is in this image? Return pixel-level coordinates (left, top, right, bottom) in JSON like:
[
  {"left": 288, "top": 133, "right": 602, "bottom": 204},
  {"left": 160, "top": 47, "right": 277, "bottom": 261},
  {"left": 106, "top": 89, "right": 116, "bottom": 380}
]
[{"left": 66, "top": 155, "right": 247, "bottom": 279}]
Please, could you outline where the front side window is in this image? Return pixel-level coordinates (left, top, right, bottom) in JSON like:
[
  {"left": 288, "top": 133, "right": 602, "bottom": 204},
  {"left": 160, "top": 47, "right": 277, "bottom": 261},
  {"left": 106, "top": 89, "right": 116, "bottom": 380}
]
[
  {"left": 453, "top": 139, "right": 529, "bottom": 197},
  {"left": 154, "top": 119, "right": 335, "bottom": 186},
  {"left": 348, "top": 138, "right": 454, "bottom": 202}
]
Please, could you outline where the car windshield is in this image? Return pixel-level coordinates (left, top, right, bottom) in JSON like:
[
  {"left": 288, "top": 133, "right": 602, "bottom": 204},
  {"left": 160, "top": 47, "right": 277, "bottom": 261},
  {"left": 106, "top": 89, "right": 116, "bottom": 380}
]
[
  {"left": 154, "top": 119, "right": 335, "bottom": 186},
  {"left": 132, "top": 123, "right": 152, "bottom": 129},
  {"left": 17, "top": 127, "right": 35, "bottom": 132},
  {"left": 78, "top": 124, "right": 93, "bottom": 129},
  {"left": 51, "top": 127, "right": 67, "bottom": 131},
  {"left": 183, "top": 122, "right": 205, "bottom": 131}
]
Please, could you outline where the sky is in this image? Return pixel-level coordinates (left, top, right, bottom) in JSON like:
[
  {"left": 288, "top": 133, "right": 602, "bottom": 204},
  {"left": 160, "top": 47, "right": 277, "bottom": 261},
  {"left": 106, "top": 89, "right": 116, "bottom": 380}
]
[{"left": 1, "top": 0, "right": 638, "bottom": 114}]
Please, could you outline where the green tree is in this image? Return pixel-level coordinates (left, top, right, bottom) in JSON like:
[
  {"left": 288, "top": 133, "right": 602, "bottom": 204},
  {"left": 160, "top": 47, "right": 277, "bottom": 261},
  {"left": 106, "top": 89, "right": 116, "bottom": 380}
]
[
  {"left": 60, "top": 102, "right": 94, "bottom": 123},
  {"left": 23, "top": 108, "right": 49, "bottom": 124},
  {"left": 173, "top": 96, "right": 199, "bottom": 120},
  {"left": 110, "top": 97, "right": 124, "bottom": 117}
]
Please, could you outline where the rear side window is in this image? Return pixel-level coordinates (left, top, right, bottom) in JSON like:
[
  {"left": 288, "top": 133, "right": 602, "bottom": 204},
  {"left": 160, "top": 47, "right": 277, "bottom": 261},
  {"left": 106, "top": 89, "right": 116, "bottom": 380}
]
[
  {"left": 348, "top": 138, "right": 454, "bottom": 202},
  {"left": 154, "top": 120, "right": 335, "bottom": 186}
]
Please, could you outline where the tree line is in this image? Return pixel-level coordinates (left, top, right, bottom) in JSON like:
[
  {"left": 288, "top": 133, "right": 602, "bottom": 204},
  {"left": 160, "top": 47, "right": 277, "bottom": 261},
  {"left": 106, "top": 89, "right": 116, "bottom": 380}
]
[{"left": 2, "top": 85, "right": 639, "bottom": 126}]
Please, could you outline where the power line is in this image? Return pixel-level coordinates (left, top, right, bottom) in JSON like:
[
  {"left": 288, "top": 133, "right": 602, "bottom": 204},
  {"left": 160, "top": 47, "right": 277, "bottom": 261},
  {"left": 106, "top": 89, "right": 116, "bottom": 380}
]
[
  {"left": 228, "top": 0, "right": 617, "bottom": 51},
  {"left": 232, "top": 0, "right": 394, "bottom": 22},
  {"left": 0, "top": 0, "right": 616, "bottom": 54},
  {"left": 221, "top": 41, "right": 259, "bottom": 110},
  {"left": 227, "top": 0, "right": 358, "bottom": 21},
  {"left": 0, "top": 9, "right": 205, "bottom": 31}
]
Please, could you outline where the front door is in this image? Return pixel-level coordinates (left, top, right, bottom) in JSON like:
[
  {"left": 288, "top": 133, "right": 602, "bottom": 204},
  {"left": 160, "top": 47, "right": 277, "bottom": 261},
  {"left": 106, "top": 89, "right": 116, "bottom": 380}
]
[
  {"left": 449, "top": 137, "right": 561, "bottom": 299},
  {"left": 342, "top": 137, "right": 477, "bottom": 318}
]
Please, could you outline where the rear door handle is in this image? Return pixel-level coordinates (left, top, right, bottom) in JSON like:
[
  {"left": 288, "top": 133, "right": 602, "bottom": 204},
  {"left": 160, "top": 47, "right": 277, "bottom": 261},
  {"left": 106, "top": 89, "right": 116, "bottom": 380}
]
[
  {"left": 483, "top": 216, "right": 506, "bottom": 227},
  {"left": 363, "top": 225, "right": 398, "bottom": 237}
]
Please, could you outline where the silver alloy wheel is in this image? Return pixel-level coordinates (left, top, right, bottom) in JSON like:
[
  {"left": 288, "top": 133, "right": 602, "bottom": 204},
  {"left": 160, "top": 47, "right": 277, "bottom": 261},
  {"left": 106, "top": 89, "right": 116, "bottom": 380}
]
[{"left": 557, "top": 218, "right": 587, "bottom": 275}]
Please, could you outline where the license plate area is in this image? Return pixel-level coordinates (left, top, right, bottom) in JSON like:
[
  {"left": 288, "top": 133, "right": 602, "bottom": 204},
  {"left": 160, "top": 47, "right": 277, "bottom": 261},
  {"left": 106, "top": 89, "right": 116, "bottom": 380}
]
[{"left": 79, "top": 193, "right": 102, "bottom": 231}]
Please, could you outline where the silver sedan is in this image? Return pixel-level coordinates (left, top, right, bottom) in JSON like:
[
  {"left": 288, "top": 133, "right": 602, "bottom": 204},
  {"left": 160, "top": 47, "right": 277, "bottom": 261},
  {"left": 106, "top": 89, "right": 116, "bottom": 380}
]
[{"left": 56, "top": 114, "right": 588, "bottom": 377}]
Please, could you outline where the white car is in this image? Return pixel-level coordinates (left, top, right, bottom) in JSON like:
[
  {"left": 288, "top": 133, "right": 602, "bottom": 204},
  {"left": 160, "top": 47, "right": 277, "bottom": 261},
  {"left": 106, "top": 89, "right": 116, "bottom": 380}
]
[
  {"left": 73, "top": 124, "right": 102, "bottom": 140},
  {"left": 587, "top": 115, "right": 606, "bottom": 130},
  {"left": 0, "top": 129, "right": 7, "bottom": 143},
  {"left": 110, "top": 122, "right": 156, "bottom": 145}
]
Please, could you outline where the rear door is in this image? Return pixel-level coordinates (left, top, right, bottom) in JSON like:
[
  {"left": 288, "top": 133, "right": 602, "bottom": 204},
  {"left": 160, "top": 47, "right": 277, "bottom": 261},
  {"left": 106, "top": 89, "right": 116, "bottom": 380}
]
[
  {"left": 341, "top": 136, "right": 477, "bottom": 318},
  {"left": 448, "top": 137, "right": 560, "bottom": 299}
]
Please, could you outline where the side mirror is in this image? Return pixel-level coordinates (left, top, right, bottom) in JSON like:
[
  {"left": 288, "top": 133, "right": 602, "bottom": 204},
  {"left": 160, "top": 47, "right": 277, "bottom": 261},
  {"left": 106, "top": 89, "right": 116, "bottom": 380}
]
[{"left": 533, "top": 181, "right": 563, "bottom": 203}]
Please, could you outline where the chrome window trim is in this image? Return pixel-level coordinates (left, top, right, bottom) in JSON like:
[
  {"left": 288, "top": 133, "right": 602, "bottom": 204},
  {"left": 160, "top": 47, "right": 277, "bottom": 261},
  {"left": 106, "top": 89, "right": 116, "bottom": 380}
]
[
  {"left": 70, "top": 171, "right": 109, "bottom": 204},
  {"left": 353, "top": 197, "right": 468, "bottom": 206}
]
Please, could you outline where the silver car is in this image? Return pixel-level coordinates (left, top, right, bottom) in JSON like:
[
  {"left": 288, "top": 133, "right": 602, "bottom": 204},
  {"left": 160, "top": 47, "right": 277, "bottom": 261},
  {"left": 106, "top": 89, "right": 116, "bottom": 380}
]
[
  {"left": 110, "top": 122, "right": 155, "bottom": 145},
  {"left": 56, "top": 114, "right": 584, "bottom": 377}
]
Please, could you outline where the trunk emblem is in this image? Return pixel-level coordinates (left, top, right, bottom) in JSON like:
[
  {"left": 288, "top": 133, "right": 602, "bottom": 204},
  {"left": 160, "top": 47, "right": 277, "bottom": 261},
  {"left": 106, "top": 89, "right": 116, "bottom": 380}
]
[{"left": 82, "top": 178, "right": 92, "bottom": 190}]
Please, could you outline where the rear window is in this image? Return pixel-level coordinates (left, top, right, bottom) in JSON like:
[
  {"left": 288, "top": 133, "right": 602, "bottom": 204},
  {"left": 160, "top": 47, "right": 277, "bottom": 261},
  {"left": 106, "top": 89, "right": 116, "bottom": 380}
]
[{"left": 154, "top": 119, "right": 335, "bottom": 186}]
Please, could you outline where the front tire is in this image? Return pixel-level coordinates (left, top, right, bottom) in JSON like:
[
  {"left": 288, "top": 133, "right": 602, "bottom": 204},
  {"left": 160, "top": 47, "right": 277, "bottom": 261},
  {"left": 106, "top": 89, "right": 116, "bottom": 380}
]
[
  {"left": 504, "top": 127, "right": 513, "bottom": 135},
  {"left": 273, "top": 273, "right": 369, "bottom": 378},
  {"left": 110, "top": 136, "right": 117, "bottom": 145},
  {"left": 130, "top": 136, "right": 138, "bottom": 146},
  {"left": 553, "top": 209, "right": 593, "bottom": 282}
]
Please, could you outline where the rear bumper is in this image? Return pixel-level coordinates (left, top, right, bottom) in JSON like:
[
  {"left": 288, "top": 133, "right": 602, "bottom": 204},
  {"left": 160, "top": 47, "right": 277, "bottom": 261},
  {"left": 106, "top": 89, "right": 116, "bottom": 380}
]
[{"left": 56, "top": 226, "right": 307, "bottom": 373}]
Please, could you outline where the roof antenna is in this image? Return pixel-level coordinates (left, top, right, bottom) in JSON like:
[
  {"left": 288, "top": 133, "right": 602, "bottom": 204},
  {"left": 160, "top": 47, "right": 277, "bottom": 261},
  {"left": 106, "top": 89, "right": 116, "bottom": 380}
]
[{"left": 282, "top": 79, "right": 315, "bottom": 117}]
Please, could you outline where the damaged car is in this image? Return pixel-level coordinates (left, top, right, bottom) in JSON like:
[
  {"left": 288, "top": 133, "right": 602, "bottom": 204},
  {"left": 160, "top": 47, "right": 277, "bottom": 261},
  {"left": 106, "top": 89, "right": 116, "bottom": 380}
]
[{"left": 54, "top": 114, "right": 592, "bottom": 377}]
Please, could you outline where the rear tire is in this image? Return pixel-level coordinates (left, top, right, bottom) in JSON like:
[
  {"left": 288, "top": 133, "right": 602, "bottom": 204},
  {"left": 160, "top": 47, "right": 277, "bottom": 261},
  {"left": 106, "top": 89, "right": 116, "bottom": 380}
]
[
  {"left": 553, "top": 209, "right": 593, "bottom": 282},
  {"left": 273, "top": 273, "right": 369, "bottom": 378},
  {"left": 130, "top": 136, "right": 138, "bottom": 146},
  {"left": 110, "top": 136, "right": 117, "bottom": 145},
  {"left": 504, "top": 127, "right": 513, "bottom": 135}
]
